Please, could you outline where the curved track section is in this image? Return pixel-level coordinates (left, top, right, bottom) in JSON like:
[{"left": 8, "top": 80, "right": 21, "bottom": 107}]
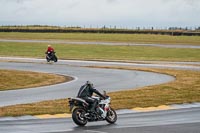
[{"left": 0, "top": 59, "right": 174, "bottom": 107}]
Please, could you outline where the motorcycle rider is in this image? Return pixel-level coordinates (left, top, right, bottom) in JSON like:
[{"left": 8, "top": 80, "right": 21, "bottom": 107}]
[
  {"left": 77, "top": 81, "right": 106, "bottom": 113},
  {"left": 45, "top": 45, "right": 55, "bottom": 59},
  {"left": 46, "top": 45, "right": 54, "bottom": 55}
]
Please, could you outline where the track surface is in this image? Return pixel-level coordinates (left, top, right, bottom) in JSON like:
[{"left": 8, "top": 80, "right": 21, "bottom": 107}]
[
  {"left": 1, "top": 39, "right": 200, "bottom": 48},
  {"left": 0, "top": 58, "right": 200, "bottom": 133},
  {"left": 1, "top": 105, "right": 200, "bottom": 133},
  {"left": 0, "top": 59, "right": 174, "bottom": 107}
]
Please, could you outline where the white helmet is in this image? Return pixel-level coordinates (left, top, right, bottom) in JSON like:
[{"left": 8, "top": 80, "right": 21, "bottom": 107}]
[{"left": 86, "top": 81, "right": 93, "bottom": 87}]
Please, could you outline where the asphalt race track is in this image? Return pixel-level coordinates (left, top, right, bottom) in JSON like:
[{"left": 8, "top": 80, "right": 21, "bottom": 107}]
[
  {"left": 0, "top": 59, "right": 175, "bottom": 107},
  {"left": 0, "top": 58, "right": 200, "bottom": 133},
  {"left": 1, "top": 107, "right": 200, "bottom": 133},
  {"left": 1, "top": 39, "right": 200, "bottom": 49}
]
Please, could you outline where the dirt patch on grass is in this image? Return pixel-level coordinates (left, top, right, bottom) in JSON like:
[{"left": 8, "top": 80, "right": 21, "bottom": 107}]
[{"left": 0, "top": 69, "right": 73, "bottom": 91}]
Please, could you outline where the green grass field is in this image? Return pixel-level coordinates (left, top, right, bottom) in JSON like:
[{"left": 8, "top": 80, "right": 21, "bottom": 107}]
[
  {"left": 0, "top": 32, "right": 200, "bottom": 45},
  {"left": 0, "top": 42, "right": 200, "bottom": 62}
]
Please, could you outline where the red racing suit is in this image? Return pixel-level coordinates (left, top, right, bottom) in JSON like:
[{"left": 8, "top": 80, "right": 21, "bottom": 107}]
[{"left": 47, "top": 47, "right": 54, "bottom": 53}]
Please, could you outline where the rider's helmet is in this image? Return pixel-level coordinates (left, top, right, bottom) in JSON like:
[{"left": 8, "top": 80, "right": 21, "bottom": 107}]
[
  {"left": 48, "top": 45, "right": 51, "bottom": 47},
  {"left": 86, "top": 81, "right": 94, "bottom": 88}
]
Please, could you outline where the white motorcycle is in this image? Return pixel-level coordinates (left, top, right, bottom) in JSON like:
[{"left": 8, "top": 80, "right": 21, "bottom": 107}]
[{"left": 68, "top": 91, "right": 117, "bottom": 126}]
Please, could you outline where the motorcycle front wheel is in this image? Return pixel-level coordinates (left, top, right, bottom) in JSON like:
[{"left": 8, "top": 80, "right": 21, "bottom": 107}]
[
  {"left": 53, "top": 55, "right": 58, "bottom": 62},
  {"left": 105, "top": 108, "right": 117, "bottom": 124},
  {"left": 46, "top": 56, "right": 50, "bottom": 62},
  {"left": 72, "top": 108, "right": 87, "bottom": 126}
]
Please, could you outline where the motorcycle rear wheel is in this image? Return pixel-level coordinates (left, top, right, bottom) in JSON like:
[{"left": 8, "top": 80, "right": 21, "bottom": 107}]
[{"left": 72, "top": 108, "right": 87, "bottom": 126}]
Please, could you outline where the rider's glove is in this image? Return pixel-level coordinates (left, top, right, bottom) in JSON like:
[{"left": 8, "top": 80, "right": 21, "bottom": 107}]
[{"left": 102, "top": 96, "right": 106, "bottom": 100}]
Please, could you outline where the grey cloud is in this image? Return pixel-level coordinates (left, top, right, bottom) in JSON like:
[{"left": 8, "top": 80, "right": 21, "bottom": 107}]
[{"left": 0, "top": 0, "right": 199, "bottom": 27}]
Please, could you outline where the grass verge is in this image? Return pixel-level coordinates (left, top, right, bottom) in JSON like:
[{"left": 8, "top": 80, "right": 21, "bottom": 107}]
[
  {"left": 0, "top": 42, "right": 200, "bottom": 61},
  {"left": 0, "top": 67, "right": 200, "bottom": 117},
  {"left": 0, "top": 32, "right": 200, "bottom": 45},
  {"left": 0, "top": 69, "right": 72, "bottom": 91}
]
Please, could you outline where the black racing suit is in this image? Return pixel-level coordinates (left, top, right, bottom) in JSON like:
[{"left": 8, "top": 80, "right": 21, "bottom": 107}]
[{"left": 77, "top": 84, "right": 105, "bottom": 112}]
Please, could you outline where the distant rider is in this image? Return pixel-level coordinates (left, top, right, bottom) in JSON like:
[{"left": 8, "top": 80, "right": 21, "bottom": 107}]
[
  {"left": 46, "top": 45, "right": 54, "bottom": 53},
  {"left": 77, "top": 81, "right": 106, "bottom": 113},
  {"left": 46, "top": 45, "right": 55, "bottom": 57}
]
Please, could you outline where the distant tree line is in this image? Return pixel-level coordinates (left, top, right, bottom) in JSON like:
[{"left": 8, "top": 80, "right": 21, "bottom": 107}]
[
  {"left": 168, "top": 27, "right": 200, "bottom": 31},
  {"left": 0, "top": 25, "right": 200, "bottom": 36}
]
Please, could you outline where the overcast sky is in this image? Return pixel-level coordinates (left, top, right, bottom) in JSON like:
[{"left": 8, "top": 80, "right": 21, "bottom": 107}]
[{"left": 0, "top": 0, "right": 200, "bottom": 28}]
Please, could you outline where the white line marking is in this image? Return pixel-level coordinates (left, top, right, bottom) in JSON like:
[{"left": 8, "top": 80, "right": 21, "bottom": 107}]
[{"left": 86, "top": 130, "right": 107, "bottom": 133}]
